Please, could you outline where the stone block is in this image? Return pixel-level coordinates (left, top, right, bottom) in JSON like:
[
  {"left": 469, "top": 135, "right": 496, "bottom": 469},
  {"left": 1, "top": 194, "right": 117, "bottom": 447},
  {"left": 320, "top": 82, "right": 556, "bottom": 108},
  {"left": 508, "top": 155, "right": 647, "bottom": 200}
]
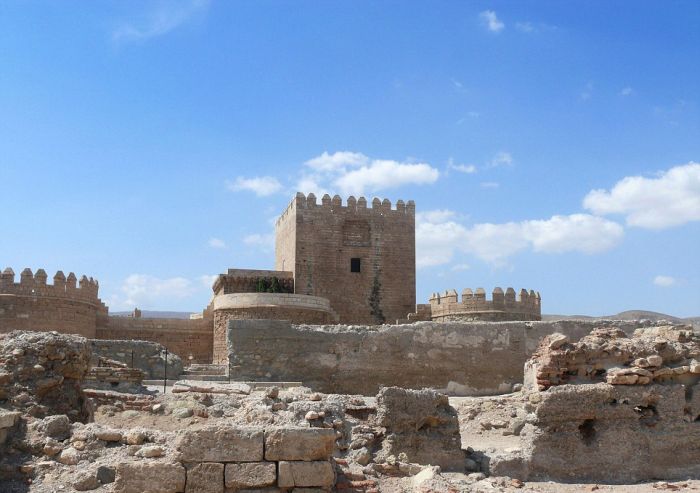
[
  {"left": 264, "top": 427, "right": 335, "bottom": 461},
  {"left": 0, "top": 410, "right": 20, "bottom": 428},
  {"left": 114, "top": 461, "right": 186, "bottom": 493},
  {"left": 227, "top": 489, "right": 281, "bottom": 493},
  {"left": 177, "top": 426, "right": 263, "bottom": 462},
  {"left": 277, "top": 461, "right": 334, "bottom": 488},
  {"left": 186, "top": 463, "right": 224, "bottom": 493},
  {"left": 224, "top": 462, "right": 276, "bottom": 489}
]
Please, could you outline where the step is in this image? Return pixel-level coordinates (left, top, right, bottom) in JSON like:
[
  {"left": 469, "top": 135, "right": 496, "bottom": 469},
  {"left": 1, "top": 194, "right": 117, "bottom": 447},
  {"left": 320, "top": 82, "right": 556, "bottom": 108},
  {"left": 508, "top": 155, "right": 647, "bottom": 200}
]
[
  {"left": 176, "top": 374, "right": 230, "bottom": 382},
  {"left": 183, "top": 371, "right": 227, "bottom": 377},
  {"left": 184, "top": 366, "right": 227, "bottom": 376},
  {"left": 186, "top": 364, "right": 227, "bottom": 371}
]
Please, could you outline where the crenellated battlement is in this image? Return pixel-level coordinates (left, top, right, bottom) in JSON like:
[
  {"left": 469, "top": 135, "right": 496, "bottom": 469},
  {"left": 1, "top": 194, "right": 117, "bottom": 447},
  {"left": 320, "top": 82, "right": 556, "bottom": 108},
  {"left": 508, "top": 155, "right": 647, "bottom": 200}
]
[
  {"left": 423, "top": 287, "right": 542, "bottom": 322},
  {"left": 276, "top": 192, "right": 415, "bottom": 225},
  {"left": 0, "top": 267, "right": 101, "bottom": 303}
]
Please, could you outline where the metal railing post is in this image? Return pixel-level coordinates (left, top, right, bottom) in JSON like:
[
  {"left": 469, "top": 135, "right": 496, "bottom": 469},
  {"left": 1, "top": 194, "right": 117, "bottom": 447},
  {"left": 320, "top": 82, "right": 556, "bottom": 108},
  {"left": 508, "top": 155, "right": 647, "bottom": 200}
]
[{"left": 163, "top": 349, "right": 168, "bottom": 394}]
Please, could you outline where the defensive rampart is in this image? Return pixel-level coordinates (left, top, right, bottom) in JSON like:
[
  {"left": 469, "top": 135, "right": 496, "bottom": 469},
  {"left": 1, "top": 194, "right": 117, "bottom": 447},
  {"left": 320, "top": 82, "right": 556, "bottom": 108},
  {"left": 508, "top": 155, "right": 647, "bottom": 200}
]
[
  {"left": 421, "top": 287, "right": 541, "bottom": 322},
  {"left": 275, "top": 192, "right": 416, "bottom": 324},
  {"left": 0, "top": 267, "right": 107, "bottom": 337},
  {"left": 96, "top": 313, "right": 213, "bottom": 364},
  {"left": 212, "top": 293, "right": 338, "bottom": 363},
  {"left": 224, "top": 319, "right": 660, "bottom": 396}
]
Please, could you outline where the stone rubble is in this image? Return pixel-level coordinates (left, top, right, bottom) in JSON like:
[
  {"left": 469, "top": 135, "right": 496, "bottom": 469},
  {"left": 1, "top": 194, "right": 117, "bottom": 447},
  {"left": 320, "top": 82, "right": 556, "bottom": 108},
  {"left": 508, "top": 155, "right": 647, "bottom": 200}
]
[{"left": 3, "top": 328, "right": 700, "bottom": 491}]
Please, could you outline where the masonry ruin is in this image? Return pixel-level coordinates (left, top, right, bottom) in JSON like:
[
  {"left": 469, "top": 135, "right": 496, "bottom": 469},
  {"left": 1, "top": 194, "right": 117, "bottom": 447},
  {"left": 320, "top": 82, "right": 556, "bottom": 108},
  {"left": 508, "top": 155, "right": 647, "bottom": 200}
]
[
  {"left": 1, "top": 193, "right": 539, "bottom": 367},
  {"left": 2, "top": 191, "right": 698, "bottom": 492}
]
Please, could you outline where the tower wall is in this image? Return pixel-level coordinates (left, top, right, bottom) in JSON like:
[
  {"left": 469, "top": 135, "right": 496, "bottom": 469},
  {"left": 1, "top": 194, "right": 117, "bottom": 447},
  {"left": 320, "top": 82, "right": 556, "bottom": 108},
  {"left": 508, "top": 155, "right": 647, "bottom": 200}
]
[
  {"left": 275, "top": 193, "right": 416, "bottom": 324},
  {"left": 0, "top": 267, "right": 106, "bottom": 337},
  {"left": 426, "top": 287, "right": 542, "bottom": 322}
]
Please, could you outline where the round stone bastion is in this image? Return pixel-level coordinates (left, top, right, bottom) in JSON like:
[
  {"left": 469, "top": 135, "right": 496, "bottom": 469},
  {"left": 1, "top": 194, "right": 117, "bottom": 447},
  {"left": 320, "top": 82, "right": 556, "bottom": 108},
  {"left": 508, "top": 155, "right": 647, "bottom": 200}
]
[{"left": 212, "top": 292, "right": 338, "bottom": 326}]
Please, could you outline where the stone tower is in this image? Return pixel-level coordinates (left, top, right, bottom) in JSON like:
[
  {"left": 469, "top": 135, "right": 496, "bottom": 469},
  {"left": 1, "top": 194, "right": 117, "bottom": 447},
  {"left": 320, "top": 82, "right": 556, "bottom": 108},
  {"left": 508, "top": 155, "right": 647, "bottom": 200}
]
[{"left": 275, "top": 192, "right": 416, "bottom": 324}]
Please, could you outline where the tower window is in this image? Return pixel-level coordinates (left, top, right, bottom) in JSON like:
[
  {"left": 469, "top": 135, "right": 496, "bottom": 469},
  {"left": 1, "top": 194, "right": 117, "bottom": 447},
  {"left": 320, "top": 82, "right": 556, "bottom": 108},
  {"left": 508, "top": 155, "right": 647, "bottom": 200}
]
[{"left": 350, "top": 258, "right": 361, "bottom": 273}]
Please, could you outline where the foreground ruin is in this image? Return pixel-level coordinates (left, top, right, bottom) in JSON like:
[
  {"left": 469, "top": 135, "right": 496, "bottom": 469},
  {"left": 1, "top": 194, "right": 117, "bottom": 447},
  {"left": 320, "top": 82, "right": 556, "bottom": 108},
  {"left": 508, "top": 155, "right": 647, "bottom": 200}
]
[{"left": 2, "top": 323, "right": 700, "bottom": 492}]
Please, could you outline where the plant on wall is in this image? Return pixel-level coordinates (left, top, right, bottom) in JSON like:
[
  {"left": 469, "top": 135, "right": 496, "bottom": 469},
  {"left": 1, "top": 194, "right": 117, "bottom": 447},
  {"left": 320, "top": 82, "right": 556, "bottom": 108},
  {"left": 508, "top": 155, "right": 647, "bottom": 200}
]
[
  {"left": 255, "top": 278, "right": 268, "bottom": 293},
  {"left": 369, "top": 266, "right": 385, "bottom": 324}
]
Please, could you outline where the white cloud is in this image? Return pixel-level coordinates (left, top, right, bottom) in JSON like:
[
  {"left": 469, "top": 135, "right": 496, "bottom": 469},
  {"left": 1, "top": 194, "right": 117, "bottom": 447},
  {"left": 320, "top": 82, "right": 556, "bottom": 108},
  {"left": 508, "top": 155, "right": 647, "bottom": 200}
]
[
  {"left": 620, "top": 86, "right": 634, "bottom": 96},
  {"left": 112, "top": 0, "right": 209, "bottom": 43},
  {"left": 583, "top": 162, "right": 700, "bottom": 229},
  {"left": 480, "top": 10, "right": 504, "bottom": 33},
  {"left": 581, "top": 82, "right": 594, "bottom": 100},
  {"left": 199, "top": 274, "right": 218, "bottom": 289},
  {"left": 653, "top": 275, "right": 676, "bottom": 287},
  {"left": 416, "top": 210, "right": 623, "bottom": 267},
  {"left": 335, "top": 160, "right": 438, "bottom": 195},
  {"left": 299, "top": 151, "right": 439, "bottom": 197},
  {"left": 481, "top": 182, "right": 500, "bottom": 189},
  {"left": 447, "top": 158, "right": 477, "bottom": 174},
  {"left": 456, "top": 112, "right": 480, "bottom": 124},
  {"left": 226, "top": 176, "right": 283, "bottom": 197},
  {"left": 451, "top": 263, "right": 470, "bottom": 272},
  {"left": 516, "top": 22, "right": 535, "bottom": 33},
  {"left": 111, "top": 274, "right": 195, "bottom": 309},
  {"left": 416, "top": 209, "right": 457, "bottom": 224},
  {"left": 487, "top": 151, "right": 513, "bottom": 168},
  {"left": 451, "top": 78, "right": 464, "bottom": 89},
  {"left": 521, "top": 214, "right": 624, "bottom": 254},
  {"left": 208, "top": 237, "right": 226, "bottom": 249},
  {"left": 304, "top": 151, "right": 368, "bottom": 172},
  {"left": 243, "top": 233, "right": 275, "bottom": 252}
]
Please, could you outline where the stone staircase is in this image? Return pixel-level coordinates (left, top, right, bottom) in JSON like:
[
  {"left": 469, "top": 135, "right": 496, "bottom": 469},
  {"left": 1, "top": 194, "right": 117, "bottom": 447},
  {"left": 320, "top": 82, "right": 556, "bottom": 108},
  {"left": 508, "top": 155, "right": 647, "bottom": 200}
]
[{"left": 180, "top": 364, "right": 229, "bottom": 382}]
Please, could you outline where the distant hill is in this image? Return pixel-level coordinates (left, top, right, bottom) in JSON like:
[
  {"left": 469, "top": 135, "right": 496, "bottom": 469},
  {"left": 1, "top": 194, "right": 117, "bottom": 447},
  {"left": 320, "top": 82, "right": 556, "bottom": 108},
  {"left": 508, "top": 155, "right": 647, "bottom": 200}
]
[
  {"left": 543, "top": 310, "right": 699, "bottom": 329},
  {"left": 110, "top": 310, "right": 195, "bottom": 320}
]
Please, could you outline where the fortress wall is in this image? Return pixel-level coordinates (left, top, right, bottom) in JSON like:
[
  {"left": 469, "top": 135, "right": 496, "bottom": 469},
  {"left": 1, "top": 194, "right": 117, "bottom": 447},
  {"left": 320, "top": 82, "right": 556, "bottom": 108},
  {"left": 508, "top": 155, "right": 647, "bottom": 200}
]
[
  {"left": 211, "top": 293, "right": 338, "bottom": 364},
  {"left": 226, "top": 319, "right": 660, "bottom": 396},
  {"left": 275, "top": 193, "right": 415, "bottom": 324},
  {"left": 0, "top": 268, "right": 105, "bottom": 338},
  {"left": 96, "top": 315, "right": 213, "bottom": 364},
  {"left": 428, "top": 287, "right": 541, "bottom": 321}
]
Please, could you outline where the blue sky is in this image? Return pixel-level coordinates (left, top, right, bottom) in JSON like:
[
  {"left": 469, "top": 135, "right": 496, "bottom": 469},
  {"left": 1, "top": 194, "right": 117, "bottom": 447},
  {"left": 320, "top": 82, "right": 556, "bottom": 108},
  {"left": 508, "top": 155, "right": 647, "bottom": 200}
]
[{"left": 1, "top": 1, "right": 699, "bottom": 317}]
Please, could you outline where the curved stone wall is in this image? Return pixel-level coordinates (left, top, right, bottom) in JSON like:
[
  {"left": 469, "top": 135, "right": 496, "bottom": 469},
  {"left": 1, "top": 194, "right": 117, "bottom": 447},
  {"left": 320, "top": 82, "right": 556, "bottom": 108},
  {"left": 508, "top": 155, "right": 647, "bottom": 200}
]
[
  {"left": 213, "top": 293, "right": 334, "bottom": 312},
  {"left": 427, "top": 287, "right": 541, "bottom": 322},
  {"left": 0, "top": 267, "right": 106, "bottom": 337},
  {"left": 212, "top": 293, "right": 338, "bottom": 364}
]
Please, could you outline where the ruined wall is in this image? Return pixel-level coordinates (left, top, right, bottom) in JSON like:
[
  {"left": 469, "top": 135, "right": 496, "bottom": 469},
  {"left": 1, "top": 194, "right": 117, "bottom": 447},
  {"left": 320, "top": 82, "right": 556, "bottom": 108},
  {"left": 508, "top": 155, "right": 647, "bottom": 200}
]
[
  {"left": 489, "top": 326, "right": 700, "bottom": 483},
  {"left": 96, "top": 314, "right": 212, "bottom": 364},
  {"left": 275, "top": 193, "right": 416, "bottom": 324},
  {"left": 225, "top": 319, "right": 657, "bottom": 396},
  {"left": 427, "top": 287, "right": 541, "bottom": 322},
  {"left": 0, "top": 268, "right": 106, "bottom": 338},
  {"left": 0, "top": 330, "right": 91, "bottom": 420},
  {"left": 89, "top": 339, "right": 184, "bottom": 379}
]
